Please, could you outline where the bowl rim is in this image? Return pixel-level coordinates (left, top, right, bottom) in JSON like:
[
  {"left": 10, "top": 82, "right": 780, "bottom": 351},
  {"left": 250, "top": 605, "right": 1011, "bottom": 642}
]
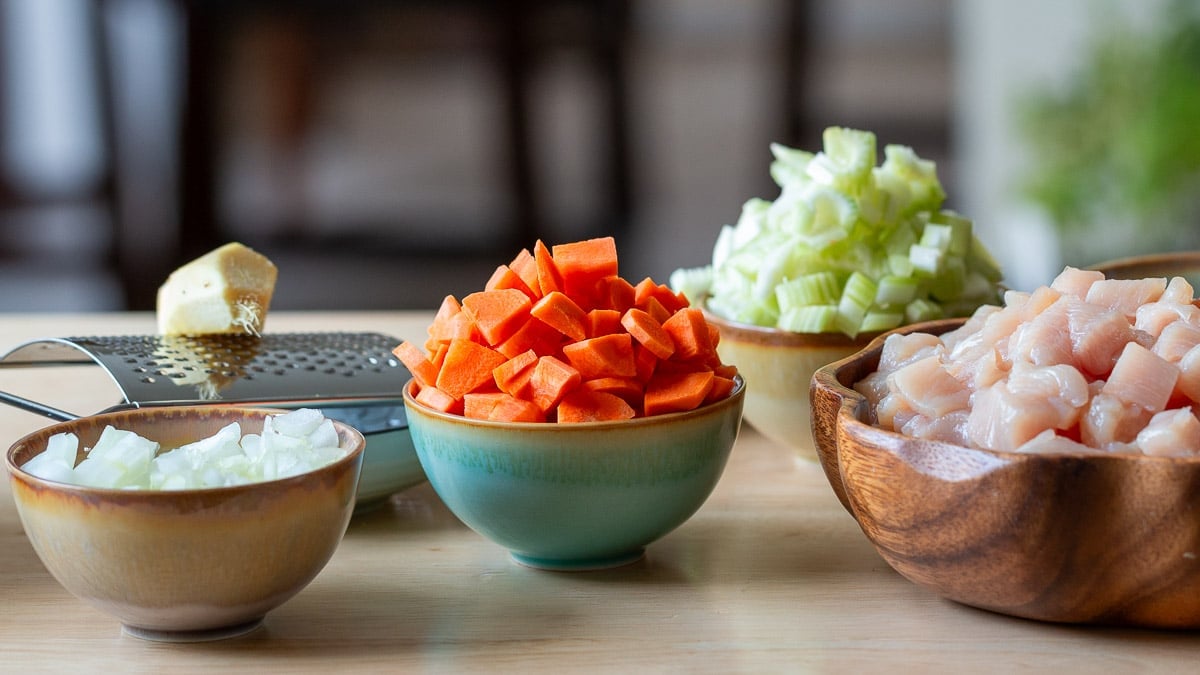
[
  {"left": 1091, "top": 251, "right": 1200, "bottom": 279},
  {"left": 700, "top": 306, "right": 884, "bottom": 347},
  {"left": 402, "top": 375, "right": 745, "bottom": 431},
  {"left": 5, "top": 405, "right": 367, "bottom": 497},
  {"left": 815, "top": 317, "right": 1200, "bottom": 464}
]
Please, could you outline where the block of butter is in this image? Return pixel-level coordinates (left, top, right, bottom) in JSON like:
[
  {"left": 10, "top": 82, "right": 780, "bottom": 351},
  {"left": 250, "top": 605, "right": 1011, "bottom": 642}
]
[{"left": 157, "top": 242, "right": 278, "bottom": 336}]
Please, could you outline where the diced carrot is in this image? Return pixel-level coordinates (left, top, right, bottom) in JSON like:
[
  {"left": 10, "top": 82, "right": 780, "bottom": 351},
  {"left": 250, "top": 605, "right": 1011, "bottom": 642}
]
[
  {"left": 392, "top": 340, "right": 439, "bottom": 388},
  {"left": 416, "top": 385, "right": 462, "bottom": 415},
  {"left": 496, "top": 317, "right": 563, "bottom": 359},
  {"left": 534, "top": 240, "right": 563, "bottom": 297},
  {"left": 704, "top": 375, "right": 736, "bottom": 404},
  {"left": 431, "top": 341, "right": 450, "bottom": 370},
  {"left": 488, "top": 396, "right": 545, "bottom": 422},
  {"left": 641, "top": 295, "right": 671, "bottom": 324},
  {"left": 582, "top": 376, "right": 643, "bottom": 405},
  {"left": 447, "top": 310, "right": 481, "bottom": 342},
  {"left": 509, "top": 248, "right": 542, "bottom": 298},
  {"left": 634, "top": 277, "right": 686, "bottom": 314},
  {"left": 662, "top": 307, "right": 716, "bottom": 362},
  {"left": 633, "top": 343, "right": 658, "bottom": 383},
  {"left": 493, "top": 349, "right": 539, "bottom": 399},
  {"left": 587, "top": 308, "right": 623, "bottom": 338},
  {"left": 530, "top": 355, "right": 582, "bottom": 412},
  {"left": 714, "top": 363, "right": 739, "bottom": 379},
  {"left": 644, "top": 370, "right": 715, "bottom": 416},
  {"left": 486, "top": 264, "right": 537, "bottom": 300},
  {"left": 562, "top": 333, "right": 636, "bottom": 379},
  {"left": 708, "top": 322, "right": 721, "bottom": 349},
  {"left": 598, "top": 275, "right": 637, "bottom": 313},
  {"left": 426, "top": 295, "right": 463, "bottom": 350},
  {"left": 552, "top": 236, "right": 619, "bottom": 303},
  {"left": 557, "top": 389, "right": 636, "bottom": 423},
  {"left": 621, "top": 308, "right": 675, "bottom": 360},
  {"left": 435, "top": 339, "right": 508, "bottom": 400},
  {"left": 530, "top": 290, "right": 588, "bottom": 342},
  {"left": 462, "top": 288, "right": 533, "bottom": 346},
  {"left": 464, "top": 392, "right": 513, "bottom": 420}
]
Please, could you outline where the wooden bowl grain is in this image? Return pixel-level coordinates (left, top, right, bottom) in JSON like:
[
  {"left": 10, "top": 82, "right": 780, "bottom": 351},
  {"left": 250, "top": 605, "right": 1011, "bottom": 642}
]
[{"left": 810, "top": 319, "right": 1200, "bottom": 629}]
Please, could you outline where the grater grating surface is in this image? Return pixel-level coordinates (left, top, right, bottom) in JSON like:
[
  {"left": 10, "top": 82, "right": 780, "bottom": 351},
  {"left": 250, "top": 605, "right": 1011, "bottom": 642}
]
[{"left": 0, "top": 333, "right": 412, "bottom": 427}]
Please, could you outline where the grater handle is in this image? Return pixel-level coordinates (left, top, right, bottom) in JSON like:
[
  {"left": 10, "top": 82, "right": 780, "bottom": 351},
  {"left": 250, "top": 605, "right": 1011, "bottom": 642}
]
[{"left": 0, "top": 389, "right": 81, "bottom": 422}]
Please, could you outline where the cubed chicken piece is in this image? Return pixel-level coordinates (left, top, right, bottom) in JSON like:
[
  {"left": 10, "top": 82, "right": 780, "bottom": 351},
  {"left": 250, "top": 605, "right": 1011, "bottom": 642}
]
[
  {"left": 1080, "top": 392, "right": 1154, "bottom": 449},
  {"left": 900, "top": 410, "right": 970, "bottom": 446},
  {"left": 1160, "top": 275, "right": 1196, "bottom": 305},
  {"left": 966, "top": 364, "right": 1089, "bottom": 451},
  {"left": 1102, "top": 342, "right": 1178, "bottom": 412},
  {"left": 1049, "top": 266, "right": 1105, "bottom": 300},
  {"left": 1135, "top": 300, "right": 1199, "bottom": 338},
  {"left": 1176, "top": 344, "right": 1200, "bottom": 404},
  {"left": 1015, "top": 429, "right": 1104, "bottom": 455},
  {"left": 1065, "top": 300, "right": 1140, "bottom": 378},
  {"left": 1085, "top": 277, "right": 1167, "bottom": 320},
  {"left": 1007, "top": 297, "right": 1074, "bottom": 368},
  {"left": 887, "top": 355, "right": 970, "bottom": 419},
  {"left": 1153, "top": 320, "right": 1200, "bottom": 363},
  {"left": 1135, "top": 408, "right": 1200, "bottom": 457}
]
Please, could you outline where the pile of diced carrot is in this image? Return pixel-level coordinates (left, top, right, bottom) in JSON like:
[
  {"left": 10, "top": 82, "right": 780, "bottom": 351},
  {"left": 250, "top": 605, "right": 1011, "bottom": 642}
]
[{"left": 394, "top": 237, "right": 739, "bottom": 423}]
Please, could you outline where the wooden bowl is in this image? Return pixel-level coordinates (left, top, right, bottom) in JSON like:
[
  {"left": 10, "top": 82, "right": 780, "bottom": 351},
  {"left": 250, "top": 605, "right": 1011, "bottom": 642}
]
[
  {"left": 1092, "top": 251, "right": 1200, "bottom": 283},
  {"left": 810, "top": 319, "right": 1200, "bottom": 629}
]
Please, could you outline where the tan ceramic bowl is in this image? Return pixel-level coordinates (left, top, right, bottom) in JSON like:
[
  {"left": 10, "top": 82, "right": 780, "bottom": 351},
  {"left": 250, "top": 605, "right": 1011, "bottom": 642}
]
[
  {"left": 704, "top": 310, "right": 876, "bottom": 461},
  {"left": 6, "top": 406, "right": 365, "bottom": 642},
  {"left": 811, "top": 319, "right": 1200, "bottom": 628}
]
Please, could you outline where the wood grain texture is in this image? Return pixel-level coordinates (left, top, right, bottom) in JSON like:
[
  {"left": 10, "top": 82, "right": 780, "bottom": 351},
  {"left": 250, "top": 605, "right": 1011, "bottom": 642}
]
[
  {"left": 3, "top": 312, "right": 1200, "bottom": 670},
  {"left": 812, "top": 319, "right": 1200, "bottom": 629}
]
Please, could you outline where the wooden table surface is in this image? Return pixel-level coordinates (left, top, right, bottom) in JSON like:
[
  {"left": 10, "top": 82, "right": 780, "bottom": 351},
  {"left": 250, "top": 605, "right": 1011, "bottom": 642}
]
[{"left": 2, "top": 312, "right": 1199, "bottom": 673}]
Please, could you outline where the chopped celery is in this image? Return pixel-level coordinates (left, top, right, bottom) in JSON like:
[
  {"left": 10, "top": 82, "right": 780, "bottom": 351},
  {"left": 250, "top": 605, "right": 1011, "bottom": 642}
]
[
  {"left": 669, "top": 126, "right": 1005, "bottom": 336},
  {"left": 778, "top": 305, "right": 838, "bottom": 333},
  {"left": 860, "top": 311, "right": 905, "bottom": 333},
  {"left": 776, "top": 271, "right": 842, "bottom": 311},
  {"left": 875, "top": 275, "right": 920, "bottom": 306}
]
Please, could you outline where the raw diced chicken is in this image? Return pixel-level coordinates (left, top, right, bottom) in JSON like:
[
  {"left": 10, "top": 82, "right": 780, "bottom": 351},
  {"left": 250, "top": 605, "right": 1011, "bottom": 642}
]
[
  {"left": 1160, "top": 275, "right": 1196, "bottom": 305},
  {"left": 857, "top": 266, "right": 1200, "bottom": 457},
  {"left": 966, "top": 364, "right": 1089, "bottom": 451},
  {"left": 1176, "top": 344, "right": 1200, "bottom": 403},
  {"left": 1085, "top": 277, "right": 1167, "bottom": 319},
  {"left": 887, "top": 355, "right": 969, "bottom": 418},
  {"left": 1080, "top": 392, "right": 1153, "bottom": 449},
  {"left": 1102, "top": 342, "right": 1178, "bottom": 412},
  {"left": 1153, "top": 320, "right": 1200, "bottom": 363},
  {"left": 900, "top": 410, "right": 970, "bottom": 446},
  {"left": 1049, "top": 266, "right": 1105, "bottom": 300},
  {"left": 1015, "top": 429, "right": 1104, "bottom": 454},
  {"left": 1066, "top": 299, "right": 1140, "bottom": 377},
  {"left": 1135, "top": 408, "right": 1200, "bottom": 456},
  {"left": 1134, "top": 300, "right": 1199, "bottom": 337},
  {"left": 1007, "top": 297, "right": 1074, "bottom": 367}
]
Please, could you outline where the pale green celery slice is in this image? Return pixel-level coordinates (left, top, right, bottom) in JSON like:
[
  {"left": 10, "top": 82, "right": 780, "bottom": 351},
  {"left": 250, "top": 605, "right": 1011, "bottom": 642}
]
[
  {"left": 778, "top": 305, "right": 839, "bottom": 332},
  {"left": 875, "top": 274, "right": 920, "bottom": 306},
  {"left": 930, "top": 256, "right": 967, "bottom": 301},
  {"left": 905, "top": 297, "right": 945, "bottom": 323},
  {"left": 837, "top": 272, "right": 877, "bottom": 336},
  {"left": 860, "top": 311, "right": 905, "bottom": 333},
  {"left": 776, "top": 271, "right": 842, "bottom": 311},
  {"left": 881, "top": 144, "right": 946, "bottom": 213},
  {"left": 888, "top": 253, "right": 915, "bottom": 277},
  {"left": 806, "top": 127, "right": 876, "bottom": 194},
  {"left": 769, "top": 143, "right": 815, "bottom": 188},
  {"left": 909, "top": 243, "right": 945, "bottom": 275},
  {"left": 919, "top": 223, "right": 954, "bottom": 252},
  {"left": 668, "top": 265, "right": 713, "bottom": 305},
  {"left": 929, "top": 210, "right": 973, "bottom": 255}
]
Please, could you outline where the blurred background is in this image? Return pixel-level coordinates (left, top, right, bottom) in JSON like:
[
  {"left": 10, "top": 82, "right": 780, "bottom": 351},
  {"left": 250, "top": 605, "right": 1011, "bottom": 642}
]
[{"left": 0, "top": 0, "right": 1196, "bottom": 312}]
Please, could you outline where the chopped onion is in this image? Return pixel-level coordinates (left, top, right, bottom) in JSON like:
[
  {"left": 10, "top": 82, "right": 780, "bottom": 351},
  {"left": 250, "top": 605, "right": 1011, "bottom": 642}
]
[{"left": 20, "top": 409, "right": 349, "bottom": 490}]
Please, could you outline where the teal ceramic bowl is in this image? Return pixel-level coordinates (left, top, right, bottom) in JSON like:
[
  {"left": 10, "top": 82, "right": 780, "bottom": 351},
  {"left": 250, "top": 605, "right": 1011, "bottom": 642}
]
[{"left": 402, "top": 377, "right": 745, "bottom": 570}]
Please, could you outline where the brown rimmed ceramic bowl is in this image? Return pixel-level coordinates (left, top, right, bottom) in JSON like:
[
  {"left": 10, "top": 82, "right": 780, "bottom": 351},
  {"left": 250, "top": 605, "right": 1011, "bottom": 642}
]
[
  {"left": 6, "top": 406, "right": 365, "bottom": 642},
  {"left": 810, "top": 318, "right": 1200, "bottom": 629},
  {"left": 704, "top": 310, "right": 877, "bottom": 462}
]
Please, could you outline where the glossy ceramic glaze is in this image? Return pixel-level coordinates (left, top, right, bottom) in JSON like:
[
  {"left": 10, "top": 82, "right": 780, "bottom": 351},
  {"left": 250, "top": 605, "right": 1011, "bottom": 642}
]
[
  {"left": 403, "top": 377, "right": 745, "bottom": 570},
  {"left": 6, "top": 406, "right": 365, "bottom": 641},
  {"left": 704, "top": 310, "right": 875, "bottom": 462},
  {"left": 810, "top": 319, "right": 1200, "bottom": 628},
  {"left": 354, "top": 427, "right": 423, "bottom": 513}
]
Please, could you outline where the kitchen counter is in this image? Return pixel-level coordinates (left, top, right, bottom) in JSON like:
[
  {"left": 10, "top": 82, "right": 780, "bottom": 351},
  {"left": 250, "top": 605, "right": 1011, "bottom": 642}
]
[{"left": 2, "top": 312, "right": 1198, "bottom": 672}]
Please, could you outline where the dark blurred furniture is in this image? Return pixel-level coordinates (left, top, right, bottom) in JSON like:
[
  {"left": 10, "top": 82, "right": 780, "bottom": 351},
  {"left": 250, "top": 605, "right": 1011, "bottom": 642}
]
[{"left": 166, "top": 0, "right": 633, "bottom": 311}]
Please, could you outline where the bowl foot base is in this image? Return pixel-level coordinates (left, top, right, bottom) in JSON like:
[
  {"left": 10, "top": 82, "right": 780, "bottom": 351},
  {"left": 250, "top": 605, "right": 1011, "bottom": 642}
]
[
  {"left": 122, "top": 617, "right": 264, "bottom": 643},
  {"left": 510, "top": 547, "right": 646, "bottom": 571}
]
